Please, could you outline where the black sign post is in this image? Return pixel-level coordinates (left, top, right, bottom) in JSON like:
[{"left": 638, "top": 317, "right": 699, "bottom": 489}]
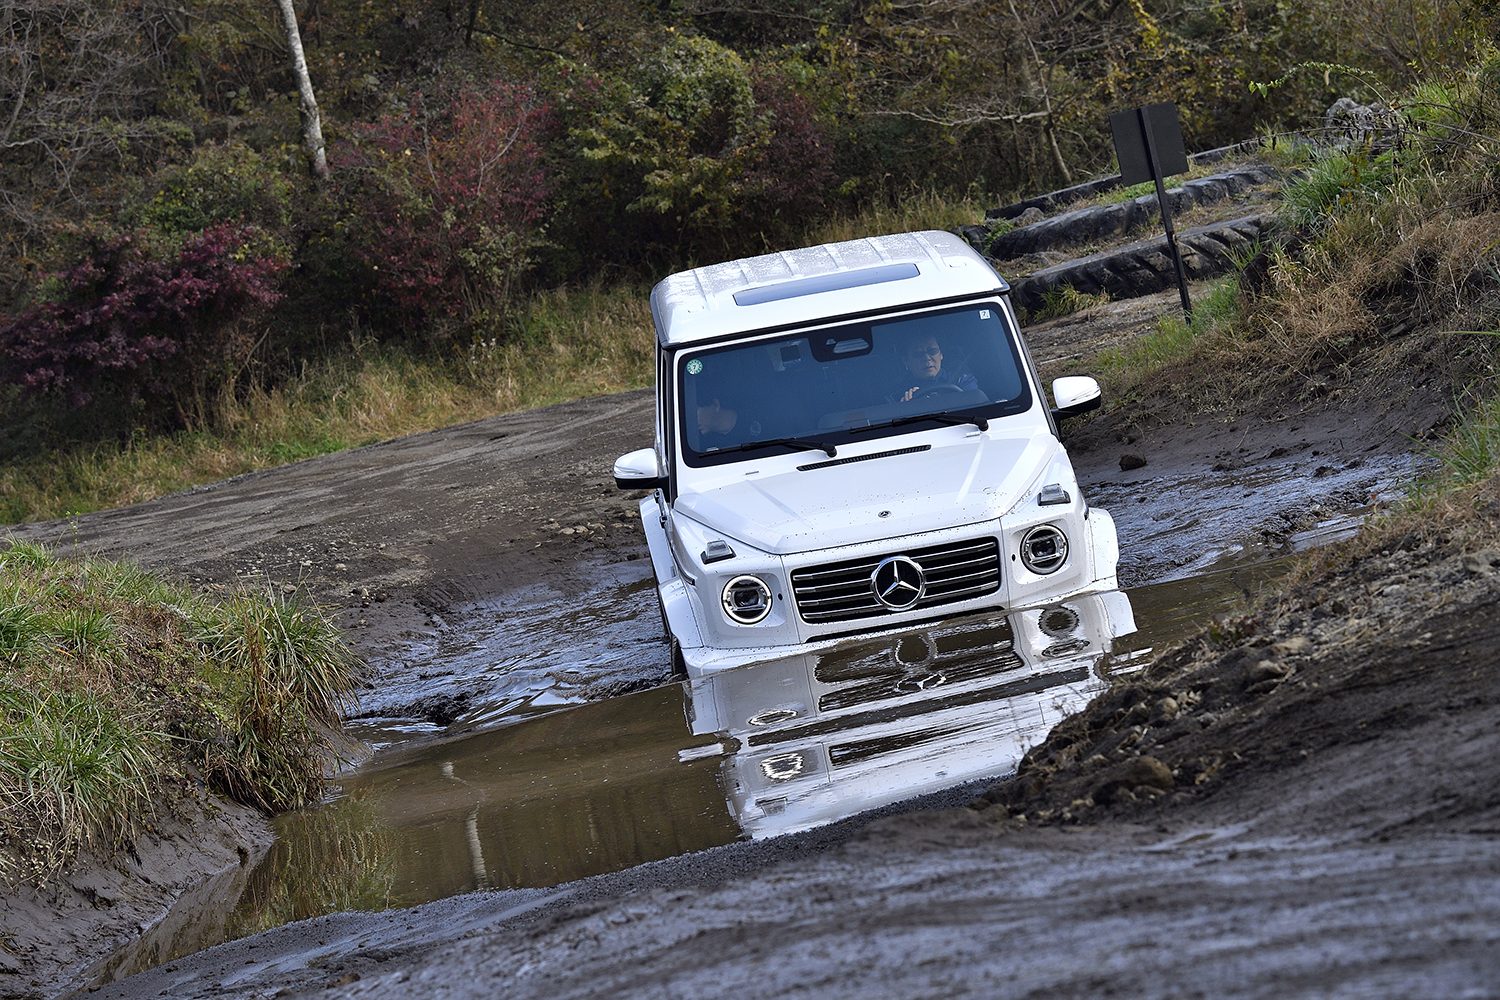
[{"left": 1110, "top": 101, "right": 1193, "bottom": 320}]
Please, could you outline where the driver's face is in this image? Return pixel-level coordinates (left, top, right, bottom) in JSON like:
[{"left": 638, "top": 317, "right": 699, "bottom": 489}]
[{"left": 903, "top": 339, "right": 942, "bottom": 379}]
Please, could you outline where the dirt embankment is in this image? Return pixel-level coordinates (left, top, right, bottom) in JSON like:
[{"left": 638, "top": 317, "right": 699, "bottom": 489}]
[
  {"left": 0, "top": 791, "right": 270, "bottom": 999},
  {"left": 972, "top": 481, "right": 1500, "bottom": 833}
]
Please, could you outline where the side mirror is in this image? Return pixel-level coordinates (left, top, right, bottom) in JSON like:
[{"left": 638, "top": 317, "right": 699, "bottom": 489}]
[
  {"left": 613, "top": 447, "right": 667, "bottom": 491},
  {"left": 1051, "top": 376, "right": 1102, "bottom": 422}
]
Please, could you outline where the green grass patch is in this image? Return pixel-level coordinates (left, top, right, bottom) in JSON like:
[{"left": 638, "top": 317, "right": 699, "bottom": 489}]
[
  {"left": 810, "top": 186, "right": 999, "bottom": 245},
  {"left": 1093, "top": 159, "right": 1223, "bottom": 207},
  {"left": 1089, "top": 278, "right": 1246, "bottom": 399},
  {"left": 0, "top": 541, "right": 361, "bottom": 883},
  {"left": 1280, "top": 147, "right": 1401, "bottom": 231},
  {"left": 1412, "top": 378, "right": 1500, "bottom": 493}
]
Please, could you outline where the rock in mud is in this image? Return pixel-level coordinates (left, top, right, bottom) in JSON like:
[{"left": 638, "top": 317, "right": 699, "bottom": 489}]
[
  {"left": 1462, "top": 550, "right": 1500, "bottom": 574},
  {"left": 1120, "top": 454, "right": 1147, "bottom": 471},
  {"left": 1092, "top": 755, "right": 1175, "bottom": 804},
  {"left": 1246, "top": 659, "right": 1289, "bottom": 685},
  {"left": 410, "top": 691, "right": 471, "bottom": 726},
  {"left": 1270, "top": 636, "right": 1312, "bottom": 657}
]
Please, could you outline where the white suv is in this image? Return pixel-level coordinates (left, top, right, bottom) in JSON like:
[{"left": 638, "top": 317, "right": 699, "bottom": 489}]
[{"left": 614, "top": 230, "right": 1118, "bottom": 674}]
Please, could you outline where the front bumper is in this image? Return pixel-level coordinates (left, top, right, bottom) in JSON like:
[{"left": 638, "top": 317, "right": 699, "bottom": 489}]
[{"left": 644, "top": 496, "right": 1120, "bottom": 676}]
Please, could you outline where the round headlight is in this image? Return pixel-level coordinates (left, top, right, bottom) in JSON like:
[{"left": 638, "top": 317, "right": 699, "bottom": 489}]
[
  {"left": 1021, "top": 524, "right": 1069, "bottom": 575},
  {"left": 722, "top": 575, "right": 773, "bottom": 624}
]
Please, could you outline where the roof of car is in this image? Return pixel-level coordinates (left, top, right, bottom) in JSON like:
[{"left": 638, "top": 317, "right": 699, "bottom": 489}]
[{"left": 650, "top": 230, "right": 1010, "bottom": 347}]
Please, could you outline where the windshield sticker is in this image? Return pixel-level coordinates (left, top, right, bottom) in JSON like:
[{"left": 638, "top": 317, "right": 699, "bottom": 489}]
[
  {"left": 686, "top": 359, "right": 703, "bottom": 375},
  {"left": 980, "top": 309, "right": 991, "bottom": 319}
]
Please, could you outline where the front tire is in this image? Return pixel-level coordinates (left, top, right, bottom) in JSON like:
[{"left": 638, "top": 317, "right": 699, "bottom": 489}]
[{"left": 657, "top": 583, "right": 687, "bottom": 677}]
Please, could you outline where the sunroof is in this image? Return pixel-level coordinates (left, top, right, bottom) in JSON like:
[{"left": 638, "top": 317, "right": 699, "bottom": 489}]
[{"left": 733, "top": 262, "right": 920, "bottom": 306}]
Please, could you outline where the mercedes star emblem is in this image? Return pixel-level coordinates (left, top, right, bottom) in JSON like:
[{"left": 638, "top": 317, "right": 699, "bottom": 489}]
[{"left": 870, "top": 555, "right": 926, "bottom": 610}]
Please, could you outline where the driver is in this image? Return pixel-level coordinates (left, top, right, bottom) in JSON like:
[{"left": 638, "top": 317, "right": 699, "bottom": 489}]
[{"left": 891, "top": 335, "right": 977, "bottom": 403}]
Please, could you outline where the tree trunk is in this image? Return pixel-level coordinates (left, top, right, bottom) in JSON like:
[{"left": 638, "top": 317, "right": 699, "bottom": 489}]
[{"left": 273, "top": 0, "right": 326, "bottom": 177}]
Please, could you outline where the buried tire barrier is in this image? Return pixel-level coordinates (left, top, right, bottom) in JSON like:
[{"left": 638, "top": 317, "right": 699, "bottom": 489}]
[
  {"left": 1009, "top": 212, "right": 1277, "bottom": 314},
  {"left": 983, "top": 140, "right": 1264, "bottom": 222},
  {"left": 979, "top": 167, "right": 1279, "bottom": 261}
]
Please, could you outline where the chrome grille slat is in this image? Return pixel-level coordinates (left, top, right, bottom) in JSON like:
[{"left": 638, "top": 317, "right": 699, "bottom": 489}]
[
  {"left": 929, "top": 564, "right": 1000, "bottom": 583},
  {"left": 792, "top": 537, "right": 1001, "bottom": 624},
  {"left": 793, "top": 562, "right": 882, "bottom": 582},
  {"left": 922, "top": 555, "right": 995, "bottom": 575}
]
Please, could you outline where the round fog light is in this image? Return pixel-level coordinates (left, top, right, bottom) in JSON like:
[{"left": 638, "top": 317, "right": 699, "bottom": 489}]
[
  {"left": 722, "top": 575, "right": 773, "bottom": 624},
  {"left": 1021, "top": 524, "right": 1069, "bottom": 575}
]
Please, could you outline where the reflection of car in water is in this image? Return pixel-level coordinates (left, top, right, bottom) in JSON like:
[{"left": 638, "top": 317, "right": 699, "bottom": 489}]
[
  {"left": 614, "top": 230, "right": 1118, "bottom": 673},
  {"left": 686, "top": 591, "right": 1136, "bottom": 839}
]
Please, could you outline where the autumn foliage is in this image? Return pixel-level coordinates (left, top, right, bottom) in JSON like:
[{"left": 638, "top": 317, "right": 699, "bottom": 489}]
[
  {"left": 0, "top": 225, "right": 286, "bottom": 425},
  {"left": 336, "top": 82, "right": 552, "bottom": 334}
]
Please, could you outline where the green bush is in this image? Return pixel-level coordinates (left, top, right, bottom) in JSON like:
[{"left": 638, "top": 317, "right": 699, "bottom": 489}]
[
  {"left": 136, "top": 141, "right": 296, "bottom": 238},
  {"left": 554, "top": 37, "right": 834, "bottom": 271}
]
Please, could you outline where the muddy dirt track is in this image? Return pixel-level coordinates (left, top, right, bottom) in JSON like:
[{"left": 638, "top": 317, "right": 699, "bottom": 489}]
[{"left": 9, "top": 288, "right": 1500, "bottom": 999}]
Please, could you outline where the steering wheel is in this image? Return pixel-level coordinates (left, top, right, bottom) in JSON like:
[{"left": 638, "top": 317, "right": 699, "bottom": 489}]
[{"left": 913, "top": 383, "right": 963, "bottom": 399}]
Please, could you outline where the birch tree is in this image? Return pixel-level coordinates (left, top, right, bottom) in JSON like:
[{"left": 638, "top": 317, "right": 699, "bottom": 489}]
[{"left": 272, "top": 0, "right": 325, "bottom": 176}]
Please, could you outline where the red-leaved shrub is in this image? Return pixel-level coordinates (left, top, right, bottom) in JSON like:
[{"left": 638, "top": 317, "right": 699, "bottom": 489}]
[
  {"left": 337, "top": 81, "right": 551, "bottom": 337},
  {"left": 0, "top": 224, "right": 286, "bottom": 425},
  {"left": 743, "top": 71, "right": 834, "bottom": 234}
]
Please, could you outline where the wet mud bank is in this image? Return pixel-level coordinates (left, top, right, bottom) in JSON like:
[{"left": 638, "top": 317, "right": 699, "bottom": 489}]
[
  {"left": 0, "top": 793, "right": 271, "bottom": 1000},
  {"left": 90, "top": 486, "right": 1500, "bottom": 1000}
]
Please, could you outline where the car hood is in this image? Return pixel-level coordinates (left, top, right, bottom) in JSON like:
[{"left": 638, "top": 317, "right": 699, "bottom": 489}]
[{"left": 675, "top": 432, "right": 1056, "bottom": 556}]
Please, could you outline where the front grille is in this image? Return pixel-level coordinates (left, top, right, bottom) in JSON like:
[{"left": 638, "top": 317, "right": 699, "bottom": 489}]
[{"left": 791, "top": 537, "right": 1001, "bottom": 624}]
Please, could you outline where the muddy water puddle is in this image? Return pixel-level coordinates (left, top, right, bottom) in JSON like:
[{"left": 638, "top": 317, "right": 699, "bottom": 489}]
[
  {"left": 350, "top": 562, "right": 670, "bottom": 751},
  {"left": 1089, "top": 453, "right": 1416, "bottom": 585},
  {"left": 106, "top": 557, "right": 1305, "bottom": 982}
]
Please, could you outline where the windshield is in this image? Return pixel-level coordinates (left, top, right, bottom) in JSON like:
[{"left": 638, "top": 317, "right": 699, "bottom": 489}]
[{"left": 677, "top": 302, "right": 1033, "bottom": 467}]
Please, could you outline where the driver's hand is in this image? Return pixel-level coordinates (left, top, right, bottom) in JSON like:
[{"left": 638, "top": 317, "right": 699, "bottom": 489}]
[{"left": 901, "top": 386, "right": 919, "bottom": 402}]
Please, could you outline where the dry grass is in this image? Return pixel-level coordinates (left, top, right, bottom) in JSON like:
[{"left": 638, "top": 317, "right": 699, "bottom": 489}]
[
  {"left": 0, "top": 284, "right": 655, "bottom": 524},
  {"left": 1087, "top": 61, "right": 1500, "bottom": 418},
  {"left": 809, "top": 186, "right": 998, "bottom": 244}
]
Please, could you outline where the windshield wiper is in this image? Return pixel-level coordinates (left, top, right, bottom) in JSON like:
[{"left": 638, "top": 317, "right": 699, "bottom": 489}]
[
  {"left": 707, "top": 436, "right": 838, "bottom": 458},
  {"left": 848, "top": 410, "right": 989, "bottom": 435}
]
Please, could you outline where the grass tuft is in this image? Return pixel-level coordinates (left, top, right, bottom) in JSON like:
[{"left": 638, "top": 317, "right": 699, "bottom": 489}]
[
  {"left": 0, "top": 542, "right": 362, "bottom": 883},
  {"left": 1088, "top": 278, "right": 1247, "bottom": 403},
  {"left": 810, "top": 186, "right": 998, "bottom": 245},
  {"left": 1030, "top": 284, "right": 1111, "bottom": 322}
]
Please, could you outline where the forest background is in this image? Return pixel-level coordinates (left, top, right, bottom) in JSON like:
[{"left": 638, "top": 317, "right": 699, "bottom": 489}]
[{"left": 0, "top": 0, "right": 1494, "bottom": 520}]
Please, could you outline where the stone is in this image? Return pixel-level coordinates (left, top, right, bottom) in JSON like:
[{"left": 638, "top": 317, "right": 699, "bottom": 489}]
[
  {"left": 1462, "top": 549, "right": 1500, "bottom": 573},
  {"left": 1120, "top": 755, "right": 1175, "bottom": 790},
  {"left": 1092, "top": 754, "right": 1174, "bottom": 804},
  {"left": 1015, "top": 207, "right": 1046, "bottom": 226},
  {"left": 1270, "top": 636, "right": 1312, "bottom": 657},
  {"left": 1246, "top": 658, "right": 1289, "bottom": 684},
  {"left": 1120, "top": 454, "right": 1148, "bottom": 471},
  {"left": 1150, "top": 697, "right": 1179, "bottom": 724}
]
